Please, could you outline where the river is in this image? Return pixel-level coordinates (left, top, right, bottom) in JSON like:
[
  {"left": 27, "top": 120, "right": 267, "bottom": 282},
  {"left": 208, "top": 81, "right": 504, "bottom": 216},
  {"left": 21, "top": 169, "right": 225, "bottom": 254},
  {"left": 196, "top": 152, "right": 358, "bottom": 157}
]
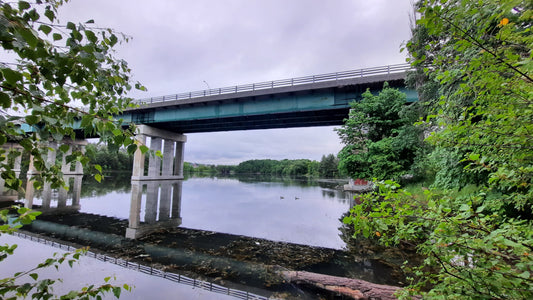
[
  {"left": 80, "top": 174, "right": 352, "bottom": 249},
  {"left": 1, "top": 174, "right": 362, "bottom": 299}
]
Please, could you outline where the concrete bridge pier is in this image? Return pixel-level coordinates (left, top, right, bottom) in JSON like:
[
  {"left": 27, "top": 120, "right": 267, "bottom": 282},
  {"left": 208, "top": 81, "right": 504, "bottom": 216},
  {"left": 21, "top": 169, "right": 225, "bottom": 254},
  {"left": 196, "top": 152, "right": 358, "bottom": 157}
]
[
  {"left": 131, "top": 125, "right": 187, "bottom": 181},
  {"left": 0, "top": 143, "right": 23, "bottom": 201},
  {"left": 127, "top": 125, "right": 186, "bottom": 239},
  {"left": 24, "top": 139, "right": 87, "bottom": 209},
  {"left": 126, "top": 180, "right": 183, "bottom": 239}
]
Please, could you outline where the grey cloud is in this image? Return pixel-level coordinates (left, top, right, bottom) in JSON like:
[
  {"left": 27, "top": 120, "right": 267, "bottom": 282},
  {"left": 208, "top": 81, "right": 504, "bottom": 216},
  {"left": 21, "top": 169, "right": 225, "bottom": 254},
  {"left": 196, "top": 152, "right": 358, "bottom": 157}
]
[{"left": 58, "top": 0, "right": 413, "bottom": 164}]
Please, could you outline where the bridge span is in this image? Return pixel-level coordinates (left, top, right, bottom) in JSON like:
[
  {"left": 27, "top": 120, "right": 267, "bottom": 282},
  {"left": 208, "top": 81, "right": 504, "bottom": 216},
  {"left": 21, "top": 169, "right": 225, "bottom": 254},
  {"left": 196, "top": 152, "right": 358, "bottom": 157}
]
[
  {"left": 7, "top": 64, "right": 418, "bottom": 235},
  {"left": 121, "top": 63, "right": 417, "bottom": 133}
]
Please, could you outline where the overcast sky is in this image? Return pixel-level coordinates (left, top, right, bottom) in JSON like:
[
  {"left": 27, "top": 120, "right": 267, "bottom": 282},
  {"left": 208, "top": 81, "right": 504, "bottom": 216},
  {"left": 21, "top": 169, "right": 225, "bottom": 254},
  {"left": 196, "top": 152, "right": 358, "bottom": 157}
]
[{"left": 59, "top": 0, "right": 413, "bottom": 165}]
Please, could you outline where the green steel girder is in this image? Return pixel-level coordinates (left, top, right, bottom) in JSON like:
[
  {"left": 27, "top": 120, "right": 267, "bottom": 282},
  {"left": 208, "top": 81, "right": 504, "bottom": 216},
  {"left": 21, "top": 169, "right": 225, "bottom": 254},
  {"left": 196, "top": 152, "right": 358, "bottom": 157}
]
[{"left": 121, "top": 78, "right": 417, "bottom": 133}]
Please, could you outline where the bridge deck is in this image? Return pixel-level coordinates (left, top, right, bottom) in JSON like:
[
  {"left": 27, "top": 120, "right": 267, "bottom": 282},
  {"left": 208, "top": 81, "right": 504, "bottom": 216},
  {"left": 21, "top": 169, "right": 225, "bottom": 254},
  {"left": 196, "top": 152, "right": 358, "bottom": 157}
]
[{"left": 122, "top": 64, "right": 416, "bottom": 133}]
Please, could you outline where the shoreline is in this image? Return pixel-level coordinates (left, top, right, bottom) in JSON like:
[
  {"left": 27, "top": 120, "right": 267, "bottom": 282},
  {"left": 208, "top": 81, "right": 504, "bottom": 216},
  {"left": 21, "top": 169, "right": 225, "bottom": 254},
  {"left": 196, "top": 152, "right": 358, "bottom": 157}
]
[{"left": 16, "top": 211, "right": 407, "bottom": 299}]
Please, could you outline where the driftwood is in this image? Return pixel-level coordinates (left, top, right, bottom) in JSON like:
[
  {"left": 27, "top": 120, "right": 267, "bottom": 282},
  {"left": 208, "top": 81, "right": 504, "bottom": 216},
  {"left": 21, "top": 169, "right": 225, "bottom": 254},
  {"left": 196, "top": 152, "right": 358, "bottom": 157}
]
[{"left": 280, "top": 270, "right": 403, "bottom": 300}]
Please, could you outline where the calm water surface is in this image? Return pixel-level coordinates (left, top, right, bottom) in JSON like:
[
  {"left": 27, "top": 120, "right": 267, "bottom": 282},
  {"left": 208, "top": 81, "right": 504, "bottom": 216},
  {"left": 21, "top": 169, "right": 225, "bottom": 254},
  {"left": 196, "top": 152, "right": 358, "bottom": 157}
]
[
  {"left": 3, "top": 174, "right": 355, "bottom": 299},
  {"left": 28, "top": 174, "right": 353, "bottom": 249}
]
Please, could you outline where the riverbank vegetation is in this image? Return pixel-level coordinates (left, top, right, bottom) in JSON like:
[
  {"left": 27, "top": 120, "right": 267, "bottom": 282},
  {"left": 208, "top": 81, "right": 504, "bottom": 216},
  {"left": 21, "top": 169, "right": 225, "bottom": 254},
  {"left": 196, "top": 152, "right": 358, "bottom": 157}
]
[
  {"left": 86, "top": 145, "right": 342, "bottom": 178},
  {"left": 342, "top": 0, "right": 532, "bottom": 298},
  {"left": 1, "top": 0, "right": 143, "bottom": 298},
  {"left": 336, "top": 85, "right": 425, "bottom": 181},
  {"left": 183, "top": 155, "right": 340, "bottom": 177}
]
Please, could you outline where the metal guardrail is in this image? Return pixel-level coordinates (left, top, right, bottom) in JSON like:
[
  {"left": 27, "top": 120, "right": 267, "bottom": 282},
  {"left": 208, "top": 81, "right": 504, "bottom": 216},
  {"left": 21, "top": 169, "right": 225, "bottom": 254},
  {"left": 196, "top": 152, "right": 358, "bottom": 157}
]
[
  {"left": 12, "top": 232, "right": 271, "bottom": 300},
  {"left": 135, "top": 63, "right": 412, "bottom": 105}
]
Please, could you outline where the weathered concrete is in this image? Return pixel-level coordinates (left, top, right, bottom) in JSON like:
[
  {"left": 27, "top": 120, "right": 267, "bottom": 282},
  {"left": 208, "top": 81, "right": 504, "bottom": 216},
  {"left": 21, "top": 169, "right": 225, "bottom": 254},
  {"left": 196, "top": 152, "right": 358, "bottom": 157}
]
[
  {"left": 131, "top": 125, "right": 186, "bottom": 181},
  {"left": 126, "top": 180, "right": 183, "bottom": 239},
  {"left": 0, "top": 143, "right": 23, "bottom": 201},
  {"left": 24, "top": 139, "right": 87, "bottom": 208}
]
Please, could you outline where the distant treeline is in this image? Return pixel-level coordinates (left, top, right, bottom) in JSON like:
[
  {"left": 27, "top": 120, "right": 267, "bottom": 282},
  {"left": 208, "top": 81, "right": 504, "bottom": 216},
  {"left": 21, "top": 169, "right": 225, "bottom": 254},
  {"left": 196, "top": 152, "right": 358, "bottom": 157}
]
[
  {"left": 185, "top": 154, "right": 340, "bottom": 178},
  {"left": 85, "top": 143, "right": 341, "bottom": 178},
  {"left": 85, "top": 143, "right": 133, "bottom": 172}
]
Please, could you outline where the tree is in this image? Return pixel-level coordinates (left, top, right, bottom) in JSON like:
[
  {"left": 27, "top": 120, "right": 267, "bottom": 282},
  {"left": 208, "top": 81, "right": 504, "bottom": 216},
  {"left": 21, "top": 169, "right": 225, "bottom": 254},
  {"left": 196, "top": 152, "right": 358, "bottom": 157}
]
[
  {"left": 319, "top": 154, "right": 338, "bottom": 178},
  {"left": 1, "top": 0, "right": 144, "bottom": 298},
  {"left": 85, "top": 143, "right": 134, "bottom": 172},
  {"left": 336, "top": 85, "right": 423, "bottom": 180},
  {"left": 344, "top": 1, "right": 532, "bottom": 298},
  {"left": 0, "top": 0, "right": 146, "bottom": 191}
]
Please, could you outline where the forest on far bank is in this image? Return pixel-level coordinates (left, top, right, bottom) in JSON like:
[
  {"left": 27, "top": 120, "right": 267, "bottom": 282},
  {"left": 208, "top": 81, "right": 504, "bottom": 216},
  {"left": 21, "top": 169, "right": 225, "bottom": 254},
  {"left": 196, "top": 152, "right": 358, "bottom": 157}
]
[{"left": 85, "top": 144, "right": 341, "bottom": 178}]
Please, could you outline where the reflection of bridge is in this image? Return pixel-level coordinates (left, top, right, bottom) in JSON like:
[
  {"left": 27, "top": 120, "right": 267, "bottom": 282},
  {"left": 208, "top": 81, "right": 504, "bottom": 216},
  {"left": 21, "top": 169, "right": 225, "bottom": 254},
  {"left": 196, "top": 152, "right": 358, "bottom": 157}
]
[
  {"left": 6, "top": 173, "right": 183, "bottom": 239},
  {"left": 3, "top": 64, "right": 418, "bottom": 238}
]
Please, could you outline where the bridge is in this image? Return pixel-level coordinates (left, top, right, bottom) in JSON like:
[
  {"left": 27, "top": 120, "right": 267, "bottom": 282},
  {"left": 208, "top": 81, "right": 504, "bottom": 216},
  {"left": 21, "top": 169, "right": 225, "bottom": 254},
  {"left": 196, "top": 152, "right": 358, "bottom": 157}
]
[
  {"left": 4, "top": 63, "right": 418, "bottom": 238},
  {"left": 121, "top": 63, "right": 416, "bottom": 133}
]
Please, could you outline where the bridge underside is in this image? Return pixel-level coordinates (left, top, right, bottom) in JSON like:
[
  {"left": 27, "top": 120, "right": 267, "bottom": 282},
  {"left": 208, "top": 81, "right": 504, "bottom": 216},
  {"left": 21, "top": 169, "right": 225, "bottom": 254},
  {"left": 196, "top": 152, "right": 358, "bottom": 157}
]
[
  {"left": 122, "top": 75, "right": 416, "bottom": 133},
  {"left": 145, "top": 107, "right": 349, "bottom": 133}
]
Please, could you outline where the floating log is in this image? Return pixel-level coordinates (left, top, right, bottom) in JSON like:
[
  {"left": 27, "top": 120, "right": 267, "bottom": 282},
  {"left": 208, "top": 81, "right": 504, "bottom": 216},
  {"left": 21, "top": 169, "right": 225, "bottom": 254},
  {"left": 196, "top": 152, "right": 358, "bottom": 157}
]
[{"left": 281, "top": 270, "right": 404, "bottom": 300}]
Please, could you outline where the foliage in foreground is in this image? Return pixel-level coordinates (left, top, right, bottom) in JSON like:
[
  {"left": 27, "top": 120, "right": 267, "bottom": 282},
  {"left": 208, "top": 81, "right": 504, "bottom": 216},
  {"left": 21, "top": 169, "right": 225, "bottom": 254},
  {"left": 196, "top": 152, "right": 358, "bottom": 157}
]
[
  {"left": 1, "top": 0, "right": 143, "bottom": 298},
  {"left": 344, "top": 0, "right": 532, "bottom": 298},
  {"left": 0, "top": 0, "right": 146, "bottom": 191},
  {"left": 1, "top": 207, "right": 131, "bottom": 299}
]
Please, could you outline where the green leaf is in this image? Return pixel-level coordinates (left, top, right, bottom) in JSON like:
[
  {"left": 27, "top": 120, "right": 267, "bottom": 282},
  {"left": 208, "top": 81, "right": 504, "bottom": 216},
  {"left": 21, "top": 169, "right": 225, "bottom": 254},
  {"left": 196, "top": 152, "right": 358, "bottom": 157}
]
[
  {"left": 0, "top": 91, "right": 11, "bottom": 108},
  {"left": 19, "top": 28, "right": 38, "bottom": 48},
  {"left": 38, "top": 24, "right": 52, "bottom": 35},
  {"left": 94, "top": 164, "right": 102, "bottom": 173},
  {"left": 66, "top": 22, "right": 76, "bottom": 31},
  {"left": 29, "top": 273, "right": 38, "bottom": 281},
  {"left": 19, "top": 1, "right": 31, "bottom": 10},
  {"left": 1, "top": 68, "right": 23, "bottom": 84},
  {"left": 44, "top": 9, "right": 55, "bottom": 22},
  {"left": 25, "top": 115, "right": 40, "bottom": 125},
  {"left": 112, "top": 129, "right": 122, "bottom": 136},
  {"left": 112, "top": 287, "right": 121, "bottom": 298},
  {"left": 59, "top": 144, "right": 70, "bottom": 153},
  {"left": 53, "top": 33, "right": 62, "bottom": 41},
  {"left": 469, "top": 153, "right": 480, "bottom": 161},
  {"left": 127, "top": 144, "right": 137, "bottom": 155},
  {"left": 85, "top": 30, "right": 97, "bottom": 43},
  {"left": 139, "top": 145, "right": 149, "bottom": 154},
  {"left": 94, "top": 173, "right": 102, "bottom": 183}
]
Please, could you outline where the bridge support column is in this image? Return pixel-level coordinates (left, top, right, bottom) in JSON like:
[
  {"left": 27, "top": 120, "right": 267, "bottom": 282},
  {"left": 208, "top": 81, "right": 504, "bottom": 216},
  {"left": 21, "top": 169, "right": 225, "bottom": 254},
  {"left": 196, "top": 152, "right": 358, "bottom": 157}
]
[
  {"left": 0, "top": 143, "right": 23, "bottom": 201},
  {"left": 131, "top": 125, "right": 187, "bottom": 181},
  {"left": 24, "top": 139, "right": 87, "bottom": 208},
  {"left": 127, "top": 125, "right": 185, "bottom": 239},
  {"left": 126, "top": 180, "right": 183, "bottom": 239}
]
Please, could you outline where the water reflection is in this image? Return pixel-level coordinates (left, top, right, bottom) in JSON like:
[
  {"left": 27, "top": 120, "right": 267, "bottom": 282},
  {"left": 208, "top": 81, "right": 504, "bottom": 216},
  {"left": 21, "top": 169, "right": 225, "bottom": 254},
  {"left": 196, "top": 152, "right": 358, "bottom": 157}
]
[
  {"left": 17, "top": 173, "right": 353, "bottom": 249},
  {"left": 126, "top": 180, "right": 183, "bottom": 239},
  {"left": 25, "top": 175, "right": 83, "bottom": 214}
]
